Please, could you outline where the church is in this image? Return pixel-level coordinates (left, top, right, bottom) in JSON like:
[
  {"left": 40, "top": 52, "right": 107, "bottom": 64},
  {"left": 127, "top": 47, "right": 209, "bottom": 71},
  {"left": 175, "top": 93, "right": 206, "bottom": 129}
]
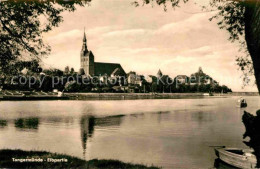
[{"left": 80, "top": 30, "right": 126, "bottom": 77}]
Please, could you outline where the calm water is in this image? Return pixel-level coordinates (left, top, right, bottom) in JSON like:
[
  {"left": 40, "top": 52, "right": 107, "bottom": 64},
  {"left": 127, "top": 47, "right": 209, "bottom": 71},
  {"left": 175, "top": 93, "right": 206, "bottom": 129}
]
[{"left": 0, "top": 96, "right": 259, "bottom": 168}]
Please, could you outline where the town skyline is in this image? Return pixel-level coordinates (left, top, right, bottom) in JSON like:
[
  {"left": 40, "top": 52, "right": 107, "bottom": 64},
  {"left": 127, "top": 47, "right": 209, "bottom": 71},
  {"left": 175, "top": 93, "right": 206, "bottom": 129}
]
[{"left": 42, "top": 0, "right": 257, "bottom": 92}]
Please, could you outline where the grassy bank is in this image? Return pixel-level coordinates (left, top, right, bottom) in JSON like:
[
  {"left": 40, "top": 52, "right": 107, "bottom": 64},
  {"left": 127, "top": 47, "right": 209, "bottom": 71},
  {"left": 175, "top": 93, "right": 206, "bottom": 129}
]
[{"left": 0, "top": 149, "right": 160, "bottom": 169}]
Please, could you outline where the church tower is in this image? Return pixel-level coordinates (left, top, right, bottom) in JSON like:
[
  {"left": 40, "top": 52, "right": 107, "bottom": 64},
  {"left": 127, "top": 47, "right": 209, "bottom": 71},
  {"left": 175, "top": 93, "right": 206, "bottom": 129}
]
[{"left": 80, "top": 29, "right": 95, "bottom": 76}]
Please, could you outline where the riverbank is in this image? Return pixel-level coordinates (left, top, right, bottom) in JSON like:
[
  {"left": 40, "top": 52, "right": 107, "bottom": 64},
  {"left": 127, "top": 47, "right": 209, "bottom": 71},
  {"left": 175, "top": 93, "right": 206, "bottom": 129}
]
[
  {"left": 0, "top": 90, "right": 258, "bottom": 101},
  {"left": 0, "top": 149, "right": 159, "bottom": 169},
  {"left": 66, "top": 92, "right": 207, "bottom": 100},
  {"left": 0, "top": 90, "right": 69, "bottom": 101},
  {"left": 65, "top": 92, "right": 259, "bottom": 100}
]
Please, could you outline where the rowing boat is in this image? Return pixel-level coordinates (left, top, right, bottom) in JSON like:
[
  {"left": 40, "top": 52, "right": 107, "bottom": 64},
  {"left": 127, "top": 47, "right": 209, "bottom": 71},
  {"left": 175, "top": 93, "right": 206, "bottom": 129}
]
[{"left": 215, "top": 147, "right": 257, "bottom": 169}]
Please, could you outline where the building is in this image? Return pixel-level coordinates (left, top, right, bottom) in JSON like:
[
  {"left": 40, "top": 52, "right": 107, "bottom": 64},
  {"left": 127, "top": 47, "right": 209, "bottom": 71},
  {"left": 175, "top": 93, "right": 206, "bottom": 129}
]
[
  {"left": 157, "top": 69, "right": 163, "bottom": 78},
  {"left": 80, "top": 30, "right": 126, "bottom": 77},
  {"left": 190, "top": 67, "right": 218, "bottom": 86},
  {"left": 127, "top": 71, "right": 143, "bottom": 86}
]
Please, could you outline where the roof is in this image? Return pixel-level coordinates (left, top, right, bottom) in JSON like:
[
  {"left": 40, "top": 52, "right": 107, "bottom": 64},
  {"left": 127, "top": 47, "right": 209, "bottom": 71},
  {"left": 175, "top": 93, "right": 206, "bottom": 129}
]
[
  {"left": 111, "top": 68, "right": 120, "bottom": 76},
  {"left": 94, "top": 62, "right": 126, "bottom": 76},
  {"left": 157, "top": 69, "right": 163, "bottom": 77}
]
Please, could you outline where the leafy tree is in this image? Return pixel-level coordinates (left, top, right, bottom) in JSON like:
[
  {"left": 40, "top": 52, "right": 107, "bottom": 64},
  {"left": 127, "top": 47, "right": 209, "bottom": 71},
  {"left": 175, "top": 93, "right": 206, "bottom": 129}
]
[
  {"left": 221, "top": 85, "right": 232, "bottom": 93},
  {"left": 64, "top": 66, "right": 70, "bottom": 74},
  {"left": 189, "top": 84, "right": 197, "bottom": 93},
  {"left": 64, "top": 81, "right": 81, "bottom": 92},
  {"left": 13, "top": 60, "right": 39, "bottom": 72},
  {"left": 133, "top": 0, "right": 260, "bottom": 93},
  {"left": 78, "top": 68, "right": 85, "bottom": 75},
  {"left": 70, "top": 67, "right": 75, "bottom": 74},
  {"left": 40, "top": 75, "right": 53, "bottom": 92},
  {"left": 0, "top": 0, "right": 89, "bottom": 75},
  {"left": 43, "top": 68, "right": 63, "bottom": 76},
  {"left": 151, "top": 82, "right": 158, "bottom": 93}
]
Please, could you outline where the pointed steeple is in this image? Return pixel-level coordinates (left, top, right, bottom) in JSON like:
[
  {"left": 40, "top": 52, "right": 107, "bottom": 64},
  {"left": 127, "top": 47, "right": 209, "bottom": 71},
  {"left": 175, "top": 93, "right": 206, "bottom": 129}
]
[
  {"left": 157, "top": 69, "right": 163, "bottom": 77},
  {"left": 83, "top": 27, "right": 86, "bottom": 43},
  {"left": 82, "top": 28, "right": 88, "bottom": 53}
]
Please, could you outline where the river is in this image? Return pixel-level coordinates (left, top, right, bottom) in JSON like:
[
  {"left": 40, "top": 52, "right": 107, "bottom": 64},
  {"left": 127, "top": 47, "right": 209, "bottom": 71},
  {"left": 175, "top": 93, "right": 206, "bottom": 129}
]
[{"left": 0, "top": 96, "right": 259, "bottom": 168}]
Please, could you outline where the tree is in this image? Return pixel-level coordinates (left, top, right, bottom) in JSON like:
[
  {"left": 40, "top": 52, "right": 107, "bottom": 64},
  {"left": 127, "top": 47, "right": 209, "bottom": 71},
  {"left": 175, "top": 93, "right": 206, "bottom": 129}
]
[
  {"left": 43, "top": 68, "right": 63, "bottom": 76},
  {"left": 64, "top": 66, "right": 70, "bottom": 74},
  {"left": 78, "top": 68, "right": 85, "bottom": 75},
  {"left": 64, "top": 81, "right": 81, "bottom": 92},
  {"left": 151, "top": 82, "right": 158, "bottom": 93},
  {"left": 133, "top": 0, "right": 260, "bottom": 93},
  {"left": 243, "top": 110, "right": 260, "bottom": 167},
  {"left": 0, "top": 0, "right": 89, "bottom": 75},
  {"left": 70, "top": 67, "right": 75, "bottom": 74}
]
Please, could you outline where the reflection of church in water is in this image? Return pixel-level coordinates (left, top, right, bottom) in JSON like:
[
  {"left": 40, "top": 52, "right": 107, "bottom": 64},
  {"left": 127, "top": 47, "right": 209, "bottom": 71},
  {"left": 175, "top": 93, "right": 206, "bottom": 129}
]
[
  {"left": 80, "top": 115, "right": 124, "bottom": 159},
  {"left": 80, "top": 116, "right": 95, "bottom": 158}
]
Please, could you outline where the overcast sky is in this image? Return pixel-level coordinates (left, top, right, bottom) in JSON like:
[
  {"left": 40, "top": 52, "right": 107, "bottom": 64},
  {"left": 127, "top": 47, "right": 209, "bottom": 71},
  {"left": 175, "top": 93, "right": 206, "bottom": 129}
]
[{"left": 42, "top": 0, "right": 257, "bottom": 92}]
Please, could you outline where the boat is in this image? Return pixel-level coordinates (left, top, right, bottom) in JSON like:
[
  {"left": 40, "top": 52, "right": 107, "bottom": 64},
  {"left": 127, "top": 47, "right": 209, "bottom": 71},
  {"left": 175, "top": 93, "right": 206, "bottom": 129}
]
[
  {"left": 241, "top": 102, "right": 248, "bottom": 108},
  {"left": 214, "top": 147, "right": 257, "bottom": 169},
  {"left": 237, "top": 98, "right": 247, "bottom": 108},
  {"left": 214, "top": 158, "right": 239, "bottom": 169},
  {"left": 203, "top": 92, "right": 214, "bottom": 96}
]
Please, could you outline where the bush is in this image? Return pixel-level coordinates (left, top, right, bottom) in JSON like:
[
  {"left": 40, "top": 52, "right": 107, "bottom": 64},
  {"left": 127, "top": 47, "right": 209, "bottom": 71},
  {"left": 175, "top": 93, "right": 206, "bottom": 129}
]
[
  {"left": 64, "top": 81, "right": 81, "bottom": 92},
  {"left": 64, "top": 81, "right": 92, "bottom": 92}
]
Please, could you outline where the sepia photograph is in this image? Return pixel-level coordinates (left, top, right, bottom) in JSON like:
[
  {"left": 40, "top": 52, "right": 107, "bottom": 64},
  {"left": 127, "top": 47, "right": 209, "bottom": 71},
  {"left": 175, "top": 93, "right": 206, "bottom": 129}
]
[{"left": 0, "top": 0, "right": 260, "bottom": 168}]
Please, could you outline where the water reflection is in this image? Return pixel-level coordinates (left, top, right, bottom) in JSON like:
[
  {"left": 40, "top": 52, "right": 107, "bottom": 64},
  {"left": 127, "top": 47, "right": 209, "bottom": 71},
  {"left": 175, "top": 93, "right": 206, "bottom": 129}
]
[
  {"left": 191, "top": 111, "right": 214, "bottom": 124},
  {"left": 214, "top": 159, "right": 238, "bottom": 169},
  {"left": 43, "top": 116, "right": 74, "bottom": 126},
  {"left": 130, "top": 113, "right": 144, "bottom": 118},
  {"left": 80, "top": 115, "right": 124, "bottom": 158},
  {"left": 80, "top": 115, "right": 95, "bottom": 158},
  {"left": 94, "top": 115, "right": 124, "bottom": 127},
  {"left": 0, "top": 97, "right": 259, "bottom": 168},
  {"left": 14, "top": 118, "right": 39, "bottom": 130},
  {"left": 0, "top": 120, "right": 7, "bottom": 128}
]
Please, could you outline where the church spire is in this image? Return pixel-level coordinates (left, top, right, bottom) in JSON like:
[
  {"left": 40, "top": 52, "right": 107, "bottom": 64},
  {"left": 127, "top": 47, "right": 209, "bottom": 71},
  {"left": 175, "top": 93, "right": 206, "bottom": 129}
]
[
  {"left": 83, "top": 27, "right": 86, "bottom": 43},
  {"left": 82, "top": 28, "right": 88, "bottom": 53}
]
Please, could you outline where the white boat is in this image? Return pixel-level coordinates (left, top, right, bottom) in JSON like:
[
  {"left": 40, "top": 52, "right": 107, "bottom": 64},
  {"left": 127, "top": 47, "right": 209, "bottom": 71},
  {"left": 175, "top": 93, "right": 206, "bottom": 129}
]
[
  {"left": 215, "top": 147, "right": 257, "bottom": 169},
  {"left": 203, "top": 92, "right": 214, "bottom": 96}
]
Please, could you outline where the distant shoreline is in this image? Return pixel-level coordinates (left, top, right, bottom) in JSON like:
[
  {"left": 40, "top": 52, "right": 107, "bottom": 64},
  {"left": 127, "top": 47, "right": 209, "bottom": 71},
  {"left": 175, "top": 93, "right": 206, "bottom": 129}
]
[
  {"left": 0, "top": 92, "right": 258, "bottom": 101},
  {"left": 65, "top": 92, "right": 259, "bottom": 100}
]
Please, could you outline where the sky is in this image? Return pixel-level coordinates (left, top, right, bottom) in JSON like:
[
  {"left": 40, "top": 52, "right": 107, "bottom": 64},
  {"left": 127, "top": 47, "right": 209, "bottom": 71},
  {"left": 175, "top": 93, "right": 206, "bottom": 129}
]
[{"left": 42, "top": 0, "right": 258, "bottom": 92}]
